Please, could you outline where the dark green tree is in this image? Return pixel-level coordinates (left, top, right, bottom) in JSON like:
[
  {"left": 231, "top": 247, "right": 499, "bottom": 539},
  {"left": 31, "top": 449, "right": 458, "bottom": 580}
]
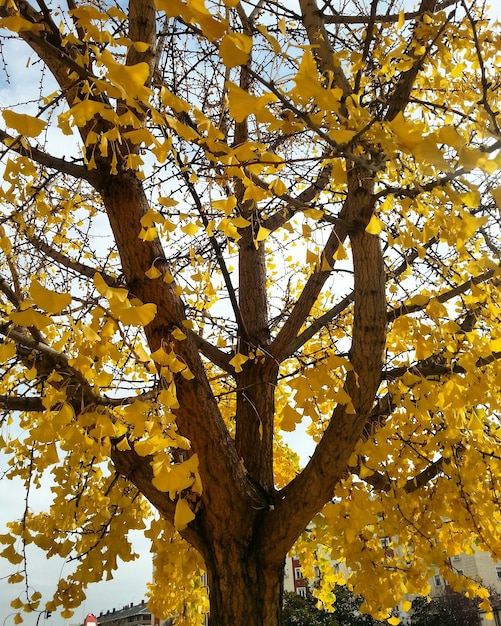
[
  {"left": 410, "top": 588, "right": 481, "bottom": 626},
  {"left": 283, "top": 587, "right": 387, "bottom": 626}
]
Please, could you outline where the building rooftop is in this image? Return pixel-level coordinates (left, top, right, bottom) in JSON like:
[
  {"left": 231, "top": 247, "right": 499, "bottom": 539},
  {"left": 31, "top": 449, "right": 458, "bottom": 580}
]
[{"left": 97, "top": 601, "right": 150, "bottom": 624}]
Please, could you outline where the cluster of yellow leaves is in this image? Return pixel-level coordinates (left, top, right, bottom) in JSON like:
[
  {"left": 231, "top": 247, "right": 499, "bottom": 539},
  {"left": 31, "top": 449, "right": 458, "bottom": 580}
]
[
  {"left": 1, "top": 0, "right": 501, "bottom": 623},
  {"left": 146, "top": 519, "right": 209, "bottom": 625}
]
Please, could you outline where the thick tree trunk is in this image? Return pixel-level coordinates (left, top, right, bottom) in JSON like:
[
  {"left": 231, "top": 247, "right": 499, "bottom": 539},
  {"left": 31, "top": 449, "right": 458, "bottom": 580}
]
[{"left": 203, "top": 539, "right": 284, "bottom": 626}]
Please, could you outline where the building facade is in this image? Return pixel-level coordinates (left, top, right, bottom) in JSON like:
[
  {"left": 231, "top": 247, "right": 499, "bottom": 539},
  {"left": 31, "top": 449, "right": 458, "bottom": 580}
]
[{"left": 84, "top": 601, "right": 172, "bottom": 626}]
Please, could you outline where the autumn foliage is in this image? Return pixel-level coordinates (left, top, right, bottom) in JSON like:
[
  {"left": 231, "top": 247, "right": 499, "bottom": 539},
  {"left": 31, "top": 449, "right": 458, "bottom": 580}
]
[{"left": 0, "top": 0, "right": 501, "bottom": 624}]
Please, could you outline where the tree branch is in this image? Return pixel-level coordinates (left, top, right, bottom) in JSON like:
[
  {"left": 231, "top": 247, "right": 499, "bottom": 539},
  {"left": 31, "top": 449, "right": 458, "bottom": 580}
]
[
  {"left": 322, "top": 0, "right": 457, "bottom": 24},
  {"left": 0, "top": 130, "right": 95, "bottom": 182},
  {"left": 361, "top": 456, "right": 449, "bottom": 493},
  {"left": 388, "top": 264, "right": 500, "bottom": 322}
]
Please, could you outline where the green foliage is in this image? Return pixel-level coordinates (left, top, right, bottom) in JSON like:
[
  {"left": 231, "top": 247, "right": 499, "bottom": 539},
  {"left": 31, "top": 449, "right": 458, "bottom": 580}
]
[
  {"left": 283, "top": 587, "right": 388, "bottom": 626},
  {"left": 410, "top": 589, "right": 481, "bottom": 626}
]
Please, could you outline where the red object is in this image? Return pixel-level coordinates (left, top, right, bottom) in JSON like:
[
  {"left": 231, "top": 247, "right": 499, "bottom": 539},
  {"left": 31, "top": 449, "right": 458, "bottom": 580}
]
[{"left": 84, "top": 615, "right": 98, "bottom": 626}]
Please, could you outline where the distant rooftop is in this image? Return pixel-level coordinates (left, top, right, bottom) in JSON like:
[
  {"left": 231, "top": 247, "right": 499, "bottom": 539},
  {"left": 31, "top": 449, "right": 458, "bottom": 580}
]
[{"left": 94, "top": 601, "right": 151, "bottom": 625}]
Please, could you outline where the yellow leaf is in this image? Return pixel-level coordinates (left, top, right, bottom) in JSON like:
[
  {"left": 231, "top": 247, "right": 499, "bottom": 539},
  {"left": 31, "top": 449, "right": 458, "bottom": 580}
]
[
  {"left": 10, "top": 307, "right": 52, "bottom": 329},
  {"left": 94, "top": 272, "right": 128, "bottom": 302},
  {"left": 114, "top": 302, "right": 157, "bottom": 327},
  {"left": 122, "top": 128, "right": 157, "bottom": 146},
  {"left": 29, "top": 280, "right": 71, "bottom": 314},
  {"left": 401, "top": 600, "right": 412, "bottom": 612},
  {"left": 145, "top": 265, "right": 162, "bottom": 279},
  {"left": 365, "top": 214, "right": 384, "bottom": 235},
  {"left": 101, "top": 51, "right": 152, "bottom": 101},
  {"left": 212, "top": 196, "right": 237, "bottom": 215},
  {"left": 255, "top": 226, "right": 271, "bottom": 242},
  {"left": 491, "top": 186, "right": 501, "bottom": 209},
  {"left": 181, "top": 222, "right": 199, "bottom": 236},
  {"left": 280, "top": 404, "right": 303, "bottom": 432},
  {"left": 388, "top": 112, "right": 424, "bottom": 149},
  {"left": 490, "top": 337, "right": 501, "bottom": 353},
  {"left": 270, "top": 178, "right": 288, "bottom": 196},
  {"left": 2, "top": 110, "right": 47, "bottom": 137},
  {"left": 0, "top": 341, "right": 16, "bottom": 361},
  {"left": 1, "top": 544, "right": 23, "bottom": 564},
  {"left": 257, "top": 23, "right": 281, "bottom": 53},
  {"left": 397, "top": 9, "right": 405, "bottom": 29},
  {"left": 387, "top": 617, "right": 400, "bottom": 625},
  {"left": 229, "top": 352, "right": 249, "bottom": 373},
  {"left": 172, "top": 327, "right": 187, "bottom": 341},
  {"left": 231, "top": 216, "right": 251, "bottom": 228},
  {"left": 333, "top": 243, "right": 348, "bottom": 260},
  {"left": 219, "top": 33, "right": 253, "bottom": 68},
  {"left": 0, "top": 15, "right": 45, "bottom": 33},
  {"left": 13, "top": 614, "right": 23, "bottom": 625},
  {"left": 132, "top": 41, "right": 150, "bottom": 52},
  {"left": 226, "top": 82, "right": 277, "bottom": 123},
  {"left": 174, "top": 497, "right": 196, "bottom": 531}
]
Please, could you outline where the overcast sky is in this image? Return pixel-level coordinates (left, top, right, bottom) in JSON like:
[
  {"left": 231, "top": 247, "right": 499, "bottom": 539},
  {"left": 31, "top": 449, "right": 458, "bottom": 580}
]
[{"left": 1, "top": 2, "right": 501, "bottom": 626}]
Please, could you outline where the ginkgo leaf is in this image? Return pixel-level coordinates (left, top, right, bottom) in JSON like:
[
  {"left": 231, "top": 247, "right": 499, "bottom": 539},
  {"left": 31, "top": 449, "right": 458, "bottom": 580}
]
[
  {"left": 212, "top": 196, "right": 237, "bottom": 215},
  {"left": 181, "top": 222, "right": 199, "bottom": 236},
  {"left": 101, "top": 51, "right": 152, "bottom": 101},
  {"left": 2, "top": 110, "right": 47, "bottom": 137},
  {"left": 397, "top": 9, "right": 405, "bottom": 29},
  {"left": 145, "top": 265, "right": 162, "bottom": 279},
  {"left": 0, "top": 15, "right": 45, "bottom": 33},
  {"left": 219, "top": 33, "right": 253, "bottom": 68},
  {"left": 365, "top": 214, "right": 384, "bottom": 235},
  {"left": 226, "top": 82, "right": 276, "bottom": 123},
  {"left": 10, "top": 308, "right": 52, "bottom": 329},
  {"left": 94, "top": 272, "right": 128, "bottom": 302},
  {"left": 113, "top": 302, "right": 157, "bottom": 327},
  {"left": 29, "top": 280, "right": 71, "bottom": 314},
  {"left": 255, "top": 226, "right": 271, "bottom": 242},
  {"left": 229, "top": 352, "right": 249, "bottom": 373},
  {"left": 491, "top": 186, "right": 501, "bottom": 210},
  {"left": 132, "top": 41, "right": 151, "bottom": 52},
  {"left": 174, "top": 498, "right": 196, "bottom": 531}
]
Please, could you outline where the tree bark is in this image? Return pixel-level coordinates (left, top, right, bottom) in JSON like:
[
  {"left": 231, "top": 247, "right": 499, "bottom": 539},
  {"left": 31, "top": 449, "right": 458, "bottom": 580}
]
[{"left": 202, "top": 537, "right": 284, "bottom": 626}]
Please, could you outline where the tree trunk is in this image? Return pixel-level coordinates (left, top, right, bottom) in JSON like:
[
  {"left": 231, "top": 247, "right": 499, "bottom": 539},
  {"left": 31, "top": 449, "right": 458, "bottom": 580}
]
[{"left": 203, "top": 539, "right": 284, "bottom": 626}]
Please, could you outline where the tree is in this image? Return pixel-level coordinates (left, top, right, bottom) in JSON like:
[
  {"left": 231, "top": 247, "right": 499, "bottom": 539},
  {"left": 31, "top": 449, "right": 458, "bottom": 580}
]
[
  {"left": 410, "top": 588, "right": 481, "bottom": 626},
  {"left": 0, "top": 0, "right": 500, "bottom": 624},
  {"left": 274, "top": 586, "right": 393, "bottom": 625},
  {"left": 283, "top": 590, "right": 339, "bottom": 626},
  {"left": 282, "top": 586, "right": 388, "bottom": 626}
]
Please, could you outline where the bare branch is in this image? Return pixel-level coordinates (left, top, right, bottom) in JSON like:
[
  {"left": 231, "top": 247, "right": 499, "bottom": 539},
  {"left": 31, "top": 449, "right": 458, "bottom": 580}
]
[{"left": 323, "top": 0, "right": 457, "bottom": 24}]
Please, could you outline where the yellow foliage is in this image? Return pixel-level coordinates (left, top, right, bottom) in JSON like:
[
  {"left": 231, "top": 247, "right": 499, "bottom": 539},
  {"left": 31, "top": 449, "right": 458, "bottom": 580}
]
[{"left": 1, "top": 0, "right": 501, "bottom": 623}]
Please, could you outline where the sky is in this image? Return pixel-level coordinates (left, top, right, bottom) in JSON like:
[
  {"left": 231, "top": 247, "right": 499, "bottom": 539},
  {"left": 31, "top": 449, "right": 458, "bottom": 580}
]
[{"left": 1, "top": 1, "right": 501, "bottom": 626}]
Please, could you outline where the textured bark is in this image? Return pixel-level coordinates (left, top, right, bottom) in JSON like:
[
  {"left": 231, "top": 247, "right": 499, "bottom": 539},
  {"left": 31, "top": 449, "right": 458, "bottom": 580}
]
[{"left": 202, "top": 536, "right": 284, "bottom": 626}]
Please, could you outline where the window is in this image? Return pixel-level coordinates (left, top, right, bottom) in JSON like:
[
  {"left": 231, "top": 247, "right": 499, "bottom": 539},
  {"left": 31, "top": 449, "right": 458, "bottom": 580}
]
[
  {"left": 297, "top": 587, "right": 307, "bottom": 598},
  {"left": 294, "top": 567, "right": 302, "bottom": 580},
  {"left": 496, "top": 567, "right": 501, "bottom": 580},
  {"left": 452, "top": 555, "right": 461, "bottom": 561},
  {"left": 434, "top": 574, "right": 442, "bottom": 587}
]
